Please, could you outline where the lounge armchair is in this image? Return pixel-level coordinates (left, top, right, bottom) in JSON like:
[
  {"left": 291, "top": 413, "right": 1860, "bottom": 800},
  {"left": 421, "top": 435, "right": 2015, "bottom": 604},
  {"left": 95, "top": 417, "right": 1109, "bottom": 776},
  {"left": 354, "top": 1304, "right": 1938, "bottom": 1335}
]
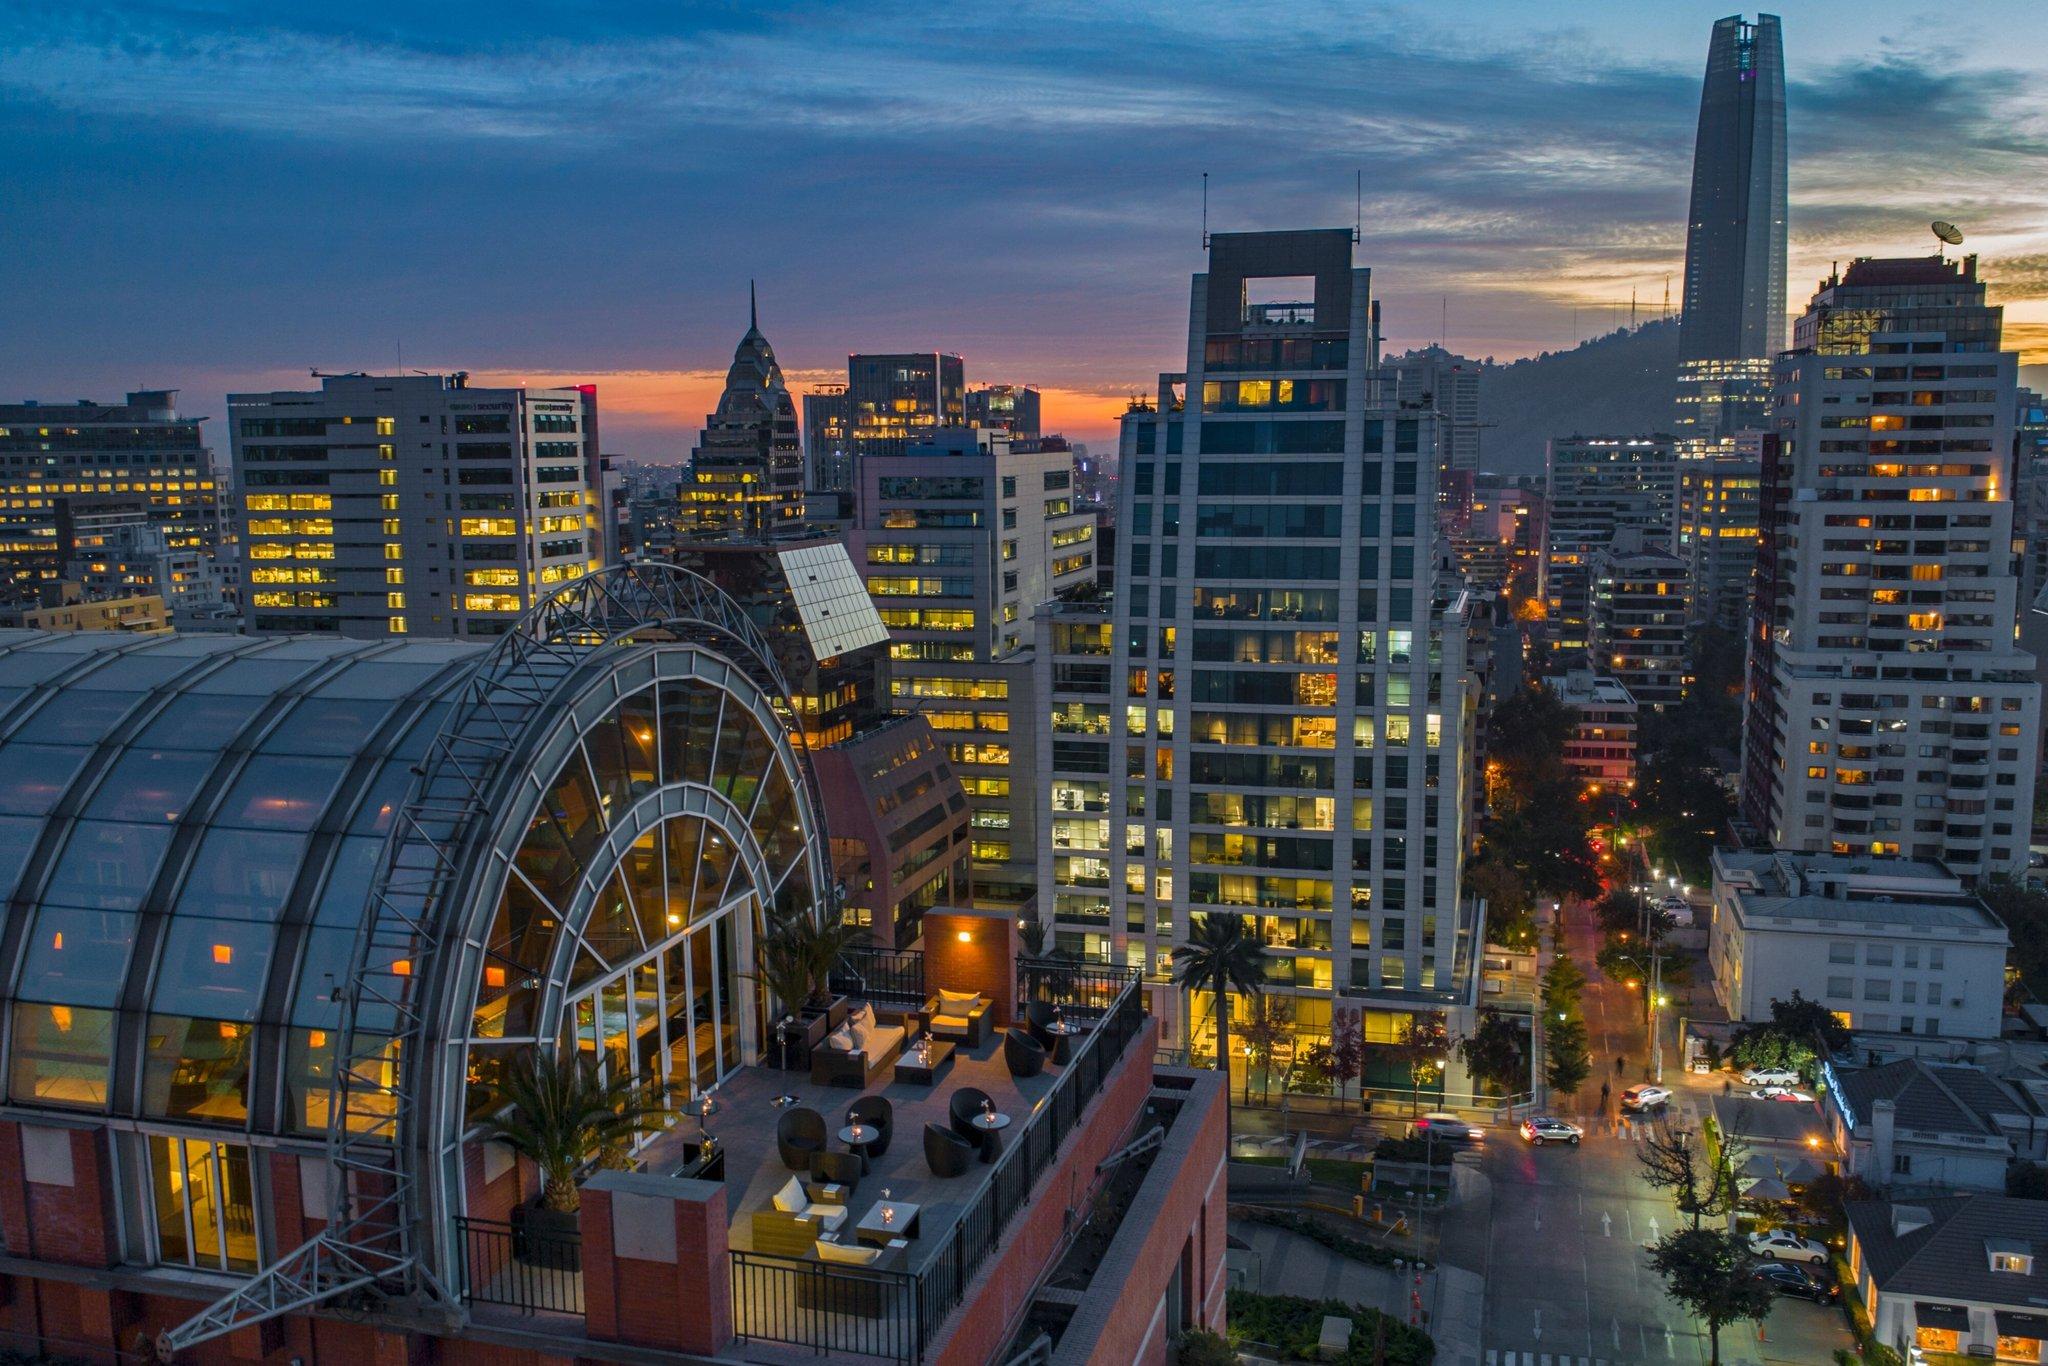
[
  {"left": 1004, "top": 1027, "right": 1047, "bottom": 1079},
  {"left": 950, "top": 1086, "right": 995, "bottom": 1154},
  {"left": 808, "top": 1150, "right": 862, "bottom": 1196},
  {"left": 752, "top": 1173, "right": 849, "bottom": 1257},
  {"left": 923, "top": 1122, "right": 976, "bottom": 1177},
  {"left": 1023, "top": 999, "right": 1060, "bottom": 1049},
  {"left": 811, "top": 1001, "right": 919, "bottom": 1088},
  {"left": 923, "top": 989, "right": 991, "bottom": 1047},
  {"left": 777, "top": 1106, "right": 827, "bottom": 1171},
  {"left": 848, "top": 1095, "right": 894, "bottom": 1159},
  {"left": 797, "top": 1240, "right": 912, "bottom": 1316}
]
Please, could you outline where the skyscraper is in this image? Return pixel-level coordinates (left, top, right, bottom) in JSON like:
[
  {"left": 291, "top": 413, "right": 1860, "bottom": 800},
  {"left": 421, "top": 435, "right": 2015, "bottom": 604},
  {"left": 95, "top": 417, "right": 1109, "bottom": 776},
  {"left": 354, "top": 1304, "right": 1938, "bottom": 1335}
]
[
  {"left": 1674, "top": 13, "right": 1788, "bottom": 446},
  {"left": 1035, "top": 229, "right": 1480, "bottom": 1088},
  {"left": 681, "top": 294, "right": 806, "bottom": 539},
  {"left": 1739, "top": 254, "right": 2038, "bottom": 878},
  {"left": 230, "top": 372, "right": 598, "bottom": 638},
  {"left": 1539, "top": 435, "right": 1679, "bottom": 659}
]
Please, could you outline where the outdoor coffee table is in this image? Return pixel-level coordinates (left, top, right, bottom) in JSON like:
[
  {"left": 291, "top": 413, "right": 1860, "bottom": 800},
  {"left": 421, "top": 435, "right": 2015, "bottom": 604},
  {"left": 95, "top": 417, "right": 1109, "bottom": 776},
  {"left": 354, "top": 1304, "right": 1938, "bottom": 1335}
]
[
  {"left": 971, "top": 1110, "right": 1010, "bottom": 1162},
  {"left": 1044, "top": 1019, "right": 1087, "bottom": 1064},
  {"left": 894, "top": 1039, "right": 956, "bottom": 1086},
  {"left": 855, "top": 1198, "right": 922, "bottom": 1246}
]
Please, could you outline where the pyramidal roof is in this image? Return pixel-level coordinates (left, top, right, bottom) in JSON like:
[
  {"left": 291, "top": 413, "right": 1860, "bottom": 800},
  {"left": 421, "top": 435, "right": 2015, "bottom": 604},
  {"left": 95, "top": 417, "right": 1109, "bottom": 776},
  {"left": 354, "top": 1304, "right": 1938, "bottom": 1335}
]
[{"left": 712, "top": 281, "right": 791, "bottom": 424}]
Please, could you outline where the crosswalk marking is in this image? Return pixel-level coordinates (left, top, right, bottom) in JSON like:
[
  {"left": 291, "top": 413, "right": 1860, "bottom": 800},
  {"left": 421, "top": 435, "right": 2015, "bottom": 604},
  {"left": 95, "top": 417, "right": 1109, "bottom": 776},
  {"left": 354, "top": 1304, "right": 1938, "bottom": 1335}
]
[{"left": 1483, "top": 1353, "right": 1610, "bottom": 1365}]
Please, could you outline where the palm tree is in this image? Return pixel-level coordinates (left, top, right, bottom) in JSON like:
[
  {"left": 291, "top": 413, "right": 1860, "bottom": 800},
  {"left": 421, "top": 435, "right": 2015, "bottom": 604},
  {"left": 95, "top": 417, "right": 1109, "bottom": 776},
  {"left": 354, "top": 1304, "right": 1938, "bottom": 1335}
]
[
  {"left": 1171, "top": 912, "right": 1267, "bottom": 1138},
  {"left": 481, "top": 1050, "right": 675, "bottom": 1214}
]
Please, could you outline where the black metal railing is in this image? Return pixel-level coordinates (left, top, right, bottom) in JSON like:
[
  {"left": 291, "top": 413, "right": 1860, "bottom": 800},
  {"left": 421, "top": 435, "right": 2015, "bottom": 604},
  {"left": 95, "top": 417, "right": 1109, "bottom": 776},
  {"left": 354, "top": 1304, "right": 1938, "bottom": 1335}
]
[
  {"left": 455, "top": 1215, "right": 584, "bottom": 1318},
  {"left": 832, "top": 944, "right": 928, "bottom": 1008},
  {"left": 732, "top": 1250, "right": 920, "bottom": 1362},
  {"left": 732, "top": 965, "right": 1146, "bottom": 1362}
]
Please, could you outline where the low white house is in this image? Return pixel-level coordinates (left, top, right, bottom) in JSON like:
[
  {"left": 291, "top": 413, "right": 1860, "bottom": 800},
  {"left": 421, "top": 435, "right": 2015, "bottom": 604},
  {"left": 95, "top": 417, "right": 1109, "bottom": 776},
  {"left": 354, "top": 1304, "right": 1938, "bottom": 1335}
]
[
  {"left": 1708, "top": 850, "right": 2009, "bottom": 1040},
  {"left": 1824, "top": 1057, "right": 2043, "bottom": 1194},
  {"left": 1846, "top": 1197, "right": 2048, "bottom": 1363}
]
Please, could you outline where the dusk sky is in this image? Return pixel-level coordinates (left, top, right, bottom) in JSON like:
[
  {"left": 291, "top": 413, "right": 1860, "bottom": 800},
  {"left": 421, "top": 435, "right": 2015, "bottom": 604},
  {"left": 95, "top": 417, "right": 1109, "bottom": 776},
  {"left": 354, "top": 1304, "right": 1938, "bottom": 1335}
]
[{"left": 6, "top": 1, "right": 2047, "bottom": 459}]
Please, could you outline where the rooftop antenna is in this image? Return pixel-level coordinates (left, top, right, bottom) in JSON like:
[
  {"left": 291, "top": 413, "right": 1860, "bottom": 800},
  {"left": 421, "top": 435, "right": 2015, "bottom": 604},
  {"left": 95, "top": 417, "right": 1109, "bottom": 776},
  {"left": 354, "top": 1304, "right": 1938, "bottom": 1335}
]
[
  {"left": 1932, "top": 220, "right": 1964, "bottom": 260},
  {"left": 1201, "top": 172, "right": 1209, "bottom": 249},
  {"left": 1663, "top": 276, "right": 1670, "bottom": 319},
  {"left": 1354, "top": 169, "right": 1362, "bottom": 245},
  {"left": 1630, "top": 288, "right": 1637, "bottom": 331},
  {"left": 1440, "top": 294, "right": 1447, "bottom": 348},
  {"left": 749, "top": 279, "right": 758, "bottom": 328}
]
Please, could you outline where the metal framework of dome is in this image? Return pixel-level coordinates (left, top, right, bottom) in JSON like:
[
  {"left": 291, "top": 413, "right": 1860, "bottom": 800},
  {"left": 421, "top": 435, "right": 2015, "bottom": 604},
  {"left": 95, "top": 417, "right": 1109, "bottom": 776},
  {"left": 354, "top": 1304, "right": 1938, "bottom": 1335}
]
[{"left": 161, "top": 561, "right": 814, "bottom": 1353}]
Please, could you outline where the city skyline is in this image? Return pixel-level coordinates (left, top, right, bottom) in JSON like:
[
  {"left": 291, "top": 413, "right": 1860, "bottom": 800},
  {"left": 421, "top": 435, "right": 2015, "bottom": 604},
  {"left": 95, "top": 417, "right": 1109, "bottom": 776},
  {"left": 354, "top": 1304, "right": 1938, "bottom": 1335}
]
[{"left": 6, "top": 1, "right": 2048, "bottom": 457}]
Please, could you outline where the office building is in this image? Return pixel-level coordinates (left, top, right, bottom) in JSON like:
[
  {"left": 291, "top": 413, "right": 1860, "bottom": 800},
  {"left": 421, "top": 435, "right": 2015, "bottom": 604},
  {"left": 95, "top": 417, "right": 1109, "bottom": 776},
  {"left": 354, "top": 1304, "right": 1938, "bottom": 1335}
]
[
  {"left": 854, "top": 427, "right": 1096, "bottom": 913},
  {"left": 0, "top": 576, "right": 1224, "bottom": 1365},
  {"left": 1678, "top": 443, "right": 1763, "bottom": 630},
  {"left": 1674, "top": 13, "right": 1788, "bottom": 446},
  {"left": 848, "top": 352, "right": 965, "bottom": 460},
  {"left": 1036, "top": 229, "right": 1481, "bottom": 1087},
  {"left": 1539, "top": 435, "right": 1679, "bottom": 658},
  {"left": 230, "top": 372, "right": 598, "bottom": 639},
  {"left": 1386, "top": 345, "right": 1482, "bottom": 475},
  {"left": 0, "top": 390, "right": 227, "bottom": 603},
  {"left": 0, "top": 581, "right": 167, "bottom": 631},
  {"left": 801, "top": 385, "right": 852, "bottom": 498},
  {"left": 1710, "top": 850, "right": 2009, "bottom": 1039},
  {"left": 1588, "top": 527, "right": 1691, "bottom": 706},
  {"left": 1739, "top": 254, "right": 2039, "bottom": 878},
  {"left": 681, "top": 299, "right": 805, "bottom": 539},
  {"left": 65, "top": 515, "right": 238, "bottom": 629},
  {"left": 964, "top": 383, "right": 1041, "bottom": 439},
  {"left": 1556, "top": 669, "right": 1639, "bottom": 789}
]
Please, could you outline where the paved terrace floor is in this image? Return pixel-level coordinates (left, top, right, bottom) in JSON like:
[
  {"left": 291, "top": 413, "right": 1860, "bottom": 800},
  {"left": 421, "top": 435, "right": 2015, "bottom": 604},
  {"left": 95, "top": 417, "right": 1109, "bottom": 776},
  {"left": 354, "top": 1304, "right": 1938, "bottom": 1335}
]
[{"left": 638, "top": 1031, "right": 1061, "bottom": 1275}]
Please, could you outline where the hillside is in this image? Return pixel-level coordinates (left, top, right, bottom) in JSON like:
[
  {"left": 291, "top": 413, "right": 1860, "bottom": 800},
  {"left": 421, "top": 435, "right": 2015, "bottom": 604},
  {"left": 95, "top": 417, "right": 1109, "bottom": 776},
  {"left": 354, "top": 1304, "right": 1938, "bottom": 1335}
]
[{"left": 1477, "top": 318, "right": 1682, "bottom": 475}]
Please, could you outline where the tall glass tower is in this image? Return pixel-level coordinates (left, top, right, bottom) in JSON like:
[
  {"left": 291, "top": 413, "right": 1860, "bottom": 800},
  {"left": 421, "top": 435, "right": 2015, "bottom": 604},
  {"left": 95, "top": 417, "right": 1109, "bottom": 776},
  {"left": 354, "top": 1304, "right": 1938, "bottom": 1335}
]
[{"left": 1675, "top": 13, "right": 1788, "bottom": 448}]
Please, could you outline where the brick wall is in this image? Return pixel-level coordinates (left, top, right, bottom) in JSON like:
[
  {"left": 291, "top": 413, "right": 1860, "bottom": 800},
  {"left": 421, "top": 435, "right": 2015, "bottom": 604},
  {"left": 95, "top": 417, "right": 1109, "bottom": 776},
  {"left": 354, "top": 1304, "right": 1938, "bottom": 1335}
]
[
  {"left": 929, "top": 1016, "right": 1162, "bottom": 1366},
  {"left": 0, "top": 1121, "right": 118, "bottom": 1268},
  {"left": 922, "top": 907, "right": 1020, "bottom": 1027}
]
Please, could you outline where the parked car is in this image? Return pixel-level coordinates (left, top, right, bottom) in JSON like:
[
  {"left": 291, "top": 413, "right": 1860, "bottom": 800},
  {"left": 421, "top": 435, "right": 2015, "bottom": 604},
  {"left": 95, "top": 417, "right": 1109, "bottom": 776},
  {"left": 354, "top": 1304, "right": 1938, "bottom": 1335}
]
[
  {"left": 1519, "top": 1116, "right": 1584, "bottom": 1145},
  {"left": 1621, "top": 1084, "right": 1672, "bottom": 1112},
  {"left": 1740, "top": 1067, "right": 1801, "bottom": 1087},
  {"left": 1410, "top": 1113, "right": 1484, "bottom": 1144},
  {"left": 1751, "top": 1260, "right": 1838, "bottom": 1302},
  {"left": 1751, "top": 1087, "right": 1817, "bottom": 1103},
  {"left": 1748, "top": 1229, "right": 1830, "bottom": 1265}
]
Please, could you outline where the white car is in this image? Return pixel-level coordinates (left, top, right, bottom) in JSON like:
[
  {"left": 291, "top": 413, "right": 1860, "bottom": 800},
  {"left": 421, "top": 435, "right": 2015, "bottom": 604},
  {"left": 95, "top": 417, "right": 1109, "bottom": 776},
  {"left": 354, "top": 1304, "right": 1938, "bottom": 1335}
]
[
  {"left": 1751, "top": 1087, "right": 1817, "bottom": 1104},
  {"left": 1748, "top": 1229, "right": 1829, "bottom": 1265},
  {"left": 1621, "top": 1084, "right": 1672, "bottom": 1112},
  {"left": 1519, "top": 1116, "right": 1584, "bottom": 1145},
  {"left": 1740, "top": 1067, "right": 1801, "bottom": 1087}
]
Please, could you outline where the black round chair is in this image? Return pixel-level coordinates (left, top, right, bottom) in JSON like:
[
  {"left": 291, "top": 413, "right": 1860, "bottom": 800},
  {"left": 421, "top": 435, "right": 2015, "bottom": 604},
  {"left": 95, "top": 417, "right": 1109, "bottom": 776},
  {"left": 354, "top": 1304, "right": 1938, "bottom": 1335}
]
[
  {"left": 1023, "top": 999, "right": 1059, "bottom": 1049},
  {"left": 923, "top": 1122, "right": 975, "bottom": 1178},
  {"left": 1003, "top": 1027, "right": 1047, "bottom": 1079},
  {"left": 949, "top": 1086, "right": 994, "bottom": 1146},
  {"left": 776, "top": 1106, "right": 826, "bottom": 1171},
  {"left": 848, "top": 1094, "right": 894, "bottom": 1159}
]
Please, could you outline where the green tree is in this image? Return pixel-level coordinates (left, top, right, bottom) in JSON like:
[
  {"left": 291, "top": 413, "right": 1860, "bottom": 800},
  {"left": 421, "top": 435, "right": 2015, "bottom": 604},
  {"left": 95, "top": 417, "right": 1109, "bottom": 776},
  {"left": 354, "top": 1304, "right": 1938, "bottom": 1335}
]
[
  {"left": 1646, "top": 1228, "right": 1774, "bottom": 1366},
  {"left": 1390, "top": 1012, "right": 1451, "bottom": 1113},
  {"left": 1240, "top": 996, "right": 1294, "bottom": 1104},
  {"left": 1458, "top": 1007, "right": 1529, "bottom": 1097},
  {"left": 1978, "top": 875, "right": 2048, "bottom": 999},
  {"left": 1638, "top": 1118, "right": 1746, "bottom": 1229},
  {"left": 1489, "top": 683, "right": 1576, "bottom": 793},
  {"left": 1468, "top": 854, "right": 1537, "bottom": 948},
  {"left": 1542, "top": 953, "right": 1592, "bottom": 1099},
  {"left": 480, "top": 1051, "right": 674, "bottom": 1212},
  {"left": 1171, "top": 911, "right": 1267, "bottom": 1135}
]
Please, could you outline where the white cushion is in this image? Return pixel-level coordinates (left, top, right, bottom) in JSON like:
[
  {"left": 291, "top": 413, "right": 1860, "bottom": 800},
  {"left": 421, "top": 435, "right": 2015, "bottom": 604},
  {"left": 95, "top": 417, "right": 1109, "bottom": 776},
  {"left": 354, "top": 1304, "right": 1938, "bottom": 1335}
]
[
  {"left": 826, "top": 1024, "right": 856, "bottom": 1052},
  {"left": 772, "top": 1176, "right": 806, "bottom": 1214},
  {"left": 808, "top": 1202, "right": 848, "bottom": 1232},
  {"left": 932, "top": 1014, "right": 969, "bottom": 1031},
  {"left": 847, "top": 1021, "right": 870, "bottom": 1052},
  {"left": 849, "top": 1002, "right": 876, "bottom": 1032},
  {"left": 938, "top": 988, "right": 982, "bottom": 1010},
  {"left": 816, "top": 1238, "right": 881, "bottom": 1266}
]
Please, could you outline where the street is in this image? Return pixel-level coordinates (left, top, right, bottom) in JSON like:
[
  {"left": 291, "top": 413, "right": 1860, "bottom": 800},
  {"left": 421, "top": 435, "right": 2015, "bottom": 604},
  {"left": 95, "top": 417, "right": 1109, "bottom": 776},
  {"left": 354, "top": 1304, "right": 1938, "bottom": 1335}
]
[{"left": 1428, "top": 899, "right": 1853, "bottom": 1365}]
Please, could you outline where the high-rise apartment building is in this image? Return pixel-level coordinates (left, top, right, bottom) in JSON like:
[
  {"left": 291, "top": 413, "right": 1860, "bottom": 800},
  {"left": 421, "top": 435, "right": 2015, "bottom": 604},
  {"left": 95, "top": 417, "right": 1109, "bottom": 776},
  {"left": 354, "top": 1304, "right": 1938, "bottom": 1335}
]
[
  {"left": 681, "top": 302, "right": 805, "bottom": 539},
  {"left": 0, "top": 390, "right": 227, "bottom": 605},
  {"left": 1035, "top": 229, "right": 1480, "bottom": 1080},
  {"left": 1588, "top": 528, "right": 1691, "bottom": 706},
  {"left": 1386, "top": 346, "right": 1482, "bottom": 475},
  {"left": 1678, "top": 442, "right": 1763, "bottom": 630},
  {"left": 230, "top": 373, "right": 598, "bottom": 638},
  {"left": 848, "top": 352, "right": 965, "bottom": 459},
  {"left": 1539, "top": 436, "right": 1679, "bottom": 658},
  {"left": 1739, "top": 254, "right": 2039, "bottom": 878},
  {"left": 1674, "top": 13, "right": 1788, "bottom": 447},
  {"left": 964, "top": 383, "right": 1042, "bottom": 439},
  {"left": 854, "top": 427, "right": 1096, "bottom": 912},
  {"left": 801, "top": 385, "right": 853, "bottom": 498}
]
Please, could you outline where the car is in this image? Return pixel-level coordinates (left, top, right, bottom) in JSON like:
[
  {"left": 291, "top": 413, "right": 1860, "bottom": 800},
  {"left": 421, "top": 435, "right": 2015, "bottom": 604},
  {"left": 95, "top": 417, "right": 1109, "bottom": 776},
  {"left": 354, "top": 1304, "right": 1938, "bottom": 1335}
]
[
  {"left": 1740, "top": 1067, "right": 1802, "bottom": 1087},
  {"left": 1621, "top": 1084, "right": 1672, "bottom": 1111},
  {"left": 1519, "top": 1116, "right": 1584, "bottom": 1145},
  {"left": 1411, "top": 1113, "right": 1484, "bottom": 1145},
  {"left": 1748, "top": 1229, "right": 1830, "bottom": 1265},
  {"left": 1750, "top": 1260, "right": 1838, "bottom": 1303},
  {"left": 1751, "top": 1087, "right": 1817, "bottom": 1104}
]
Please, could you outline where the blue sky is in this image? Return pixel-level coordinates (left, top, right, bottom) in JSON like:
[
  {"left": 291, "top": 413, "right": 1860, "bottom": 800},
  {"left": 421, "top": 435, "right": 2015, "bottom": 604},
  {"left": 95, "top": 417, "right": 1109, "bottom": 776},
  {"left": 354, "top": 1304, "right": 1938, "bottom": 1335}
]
[{"left": 4, "top": 1, "right": 2046, "bottom": 456}]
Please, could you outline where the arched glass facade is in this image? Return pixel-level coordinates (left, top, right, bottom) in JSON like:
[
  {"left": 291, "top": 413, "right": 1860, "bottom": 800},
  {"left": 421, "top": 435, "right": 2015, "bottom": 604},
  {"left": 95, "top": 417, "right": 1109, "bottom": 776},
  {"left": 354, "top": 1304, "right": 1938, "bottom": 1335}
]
[{"left": 0, "top": 573, "right": 829, "bottom": 1296}]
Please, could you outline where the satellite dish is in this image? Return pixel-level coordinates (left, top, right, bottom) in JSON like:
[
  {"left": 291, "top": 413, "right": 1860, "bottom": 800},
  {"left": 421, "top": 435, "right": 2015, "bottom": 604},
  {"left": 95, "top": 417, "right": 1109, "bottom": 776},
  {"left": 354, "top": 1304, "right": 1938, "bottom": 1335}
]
[{"left": 1932, "top": 220, "right": 1964, "bottom": 247}]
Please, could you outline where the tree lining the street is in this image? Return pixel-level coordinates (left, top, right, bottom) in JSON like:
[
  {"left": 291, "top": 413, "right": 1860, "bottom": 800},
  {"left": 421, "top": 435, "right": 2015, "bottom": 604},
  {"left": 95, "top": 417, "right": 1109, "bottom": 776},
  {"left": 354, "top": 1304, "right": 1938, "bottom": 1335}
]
[
  {"left": 1456, "top": 1006, "right": 1529, "bottom": 1098},
  {"left": 1540, "top": 949, "right": 1591, "bottom": 1098},
  {"left": 1727, "top": 991, "right": 1851, "bottom": 1079},
  {"left": 1645, "top": 1227, "right": 1773, "bottom": 1366},
  {"left": 1637, "top": 1115, "right": 1748, "bottom": 1229}
]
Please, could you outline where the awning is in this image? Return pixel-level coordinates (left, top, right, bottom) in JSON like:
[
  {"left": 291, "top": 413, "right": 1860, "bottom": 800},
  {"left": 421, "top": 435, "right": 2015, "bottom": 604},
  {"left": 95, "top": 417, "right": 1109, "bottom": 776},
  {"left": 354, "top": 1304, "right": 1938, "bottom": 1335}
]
[
  {"left": 1996, "top": 1310, "right": 2048, "bottom": 1339},
  {"left": 1916, "top": 1303, "right": 1971, "bottom": 1331}
]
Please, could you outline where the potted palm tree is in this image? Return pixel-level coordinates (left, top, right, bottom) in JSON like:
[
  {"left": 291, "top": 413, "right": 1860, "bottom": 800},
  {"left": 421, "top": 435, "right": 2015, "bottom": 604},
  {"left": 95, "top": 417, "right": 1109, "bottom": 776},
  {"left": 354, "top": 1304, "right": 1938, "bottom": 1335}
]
[
  {"left": 481, "top": 1050, "right": 674, "bottom": 1269},
  {"left": 1171, "top": 911, "right": 1268, "bottom": 1144}
]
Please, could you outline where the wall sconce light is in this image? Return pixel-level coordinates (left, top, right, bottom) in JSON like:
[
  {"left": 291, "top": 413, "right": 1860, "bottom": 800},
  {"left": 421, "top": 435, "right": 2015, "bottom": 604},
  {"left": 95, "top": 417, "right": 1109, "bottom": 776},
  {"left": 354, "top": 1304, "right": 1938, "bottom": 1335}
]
[{"left": 956, "top": 930, "right": 972, "bottom": 943}]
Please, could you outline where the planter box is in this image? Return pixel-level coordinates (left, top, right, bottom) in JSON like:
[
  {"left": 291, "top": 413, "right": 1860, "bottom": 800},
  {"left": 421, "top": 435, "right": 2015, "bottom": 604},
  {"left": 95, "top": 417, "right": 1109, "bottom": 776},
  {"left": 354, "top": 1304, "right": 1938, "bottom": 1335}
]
[{"left": 514, "top": 1201, "right": 583, "bottom": 1272}]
